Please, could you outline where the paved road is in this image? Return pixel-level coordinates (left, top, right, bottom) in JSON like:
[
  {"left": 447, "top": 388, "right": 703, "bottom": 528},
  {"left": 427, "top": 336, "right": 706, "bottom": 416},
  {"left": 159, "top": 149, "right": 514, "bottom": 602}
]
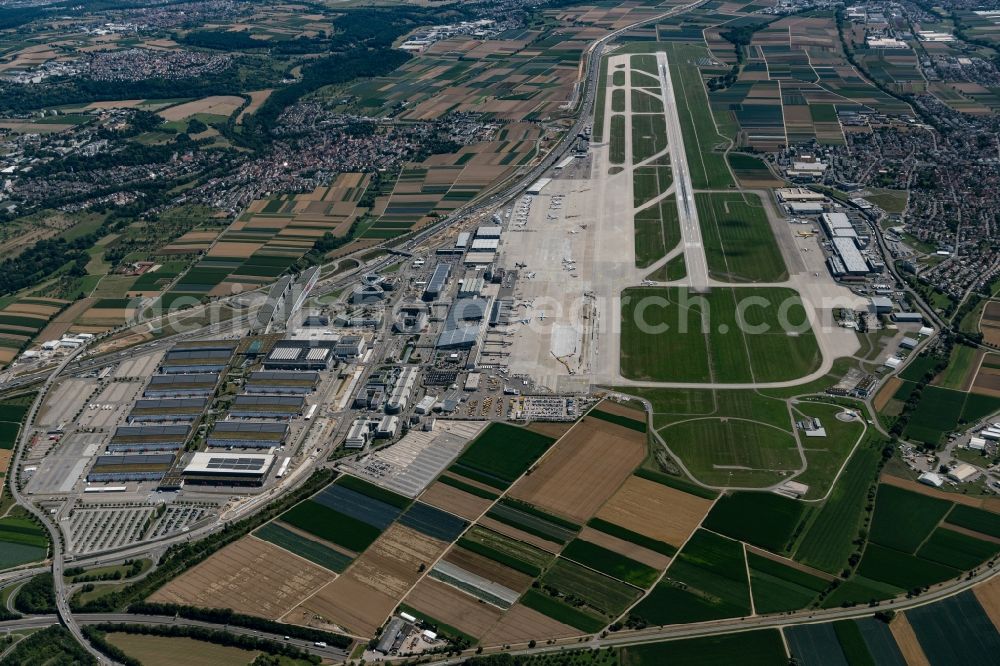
[
  {"left": 656, "top": 50, "right": 710, "bottom": 293},
  {"left": 431, "top": 565, "right": 999, "bottom": 665},
  {"left": 4, "top": 344, "right": 111, "bottom": 664},
  {"left": 0, "top": 613, "right": 349, "bottom": 662}
]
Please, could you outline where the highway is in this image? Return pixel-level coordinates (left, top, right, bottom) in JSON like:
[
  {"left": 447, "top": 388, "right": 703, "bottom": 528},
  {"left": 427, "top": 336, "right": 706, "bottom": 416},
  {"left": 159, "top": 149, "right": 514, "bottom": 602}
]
[
  {"left": 430, "top": 564, "right": 999, "bottom": 665},
  {"left": 0, "top": 613, "right": 349, "bottom": 662}
]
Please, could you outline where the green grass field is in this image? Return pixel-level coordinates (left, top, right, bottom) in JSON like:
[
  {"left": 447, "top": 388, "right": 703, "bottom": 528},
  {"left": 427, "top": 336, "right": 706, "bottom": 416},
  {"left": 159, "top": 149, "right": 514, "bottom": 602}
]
[
  {"left": 631, "top": 114, "right": 668, "bottom": 162},
  {"left": 793, "top": 446, "right": 881, "bottom": 574},
  {"left": 748, "top": 552, "right": 829, "bottom": 614},
  {"left": 612, "top": 88, "right": 626, "bottom": 112},
  {"left": 632, "top": 165, "right": 671, "bottom": 208},
  {"left": 631, "top": 89, "right": 664, "bottom": 113},
  {"left": 610, "top": 115, "right": 626, "bottom": 165},
  {"left": 634, "top": 196, "right": 680, "bottom": 269},
  {"left": 449, "top": 423, "right": 554, "bottom": 490},
  {"left": 945, "top": 504, "right": 1000, "bottom": 539},
  {"left": 666, "top": 42, "right": 734, "bottom": 189},
  {"left": 0, "top": 514, "right": 49, "bottom": 569},
  {"left": 279, "top": 501, "right": 380, "bottom": 553},
  {"left": 856, "top": 543, "right": 959, "bottom": 590},
  {"left": 915, "top": 527, "right": 999, "bottom": 570},
  {"left": 520, "top": 589, "right": 607, "bottom": 633},
  {"left": 632, "top": 530, "right": 751, "bottom": 625},
  {"left": 703, "top": 492, "right": 806, "bottom": 553},
  {"left": 790, "top": 402, "right": 866, "bottom": 500},
  {"left": 540, "top": 558, "right": 641, "bottom": 618},
  {"left": 620, "top": 286, "right": 821, "bottom": 383},
  {"left": 459, "top": 526, "right": 554, "bottom": 576},
  {"left": 622, "top": 630, "right": 786, "bottom": 666},
  {"left": 696, "top": 193, "right": 787, "bottom": 283},
  {"left": 662, "top": 419, "right": 799, "bottom": 488},
  {"left": 869, "top": 484, "right": 952, "bottom": 554},
  {"left": 562, "top": 539, "right": 660, "bottom": 588},
  {"left": 934, "top": 344, "right": 978, "bottom": 390},
  {"left": 255, "top": 523, "right": 352, "bottom": 573}
]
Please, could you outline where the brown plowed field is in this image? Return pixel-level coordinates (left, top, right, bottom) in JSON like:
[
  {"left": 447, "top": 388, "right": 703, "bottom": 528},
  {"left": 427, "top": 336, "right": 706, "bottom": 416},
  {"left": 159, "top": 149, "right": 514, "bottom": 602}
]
[
  {"left": 591, "top": 400, "right": 646, "bottom": 421},
  {"left": 594, "top": 476, "right": 713, "bottom": 548},
  {"left": 291, "top": 575, "right": 397, "bottom": 637},
  {"left": 148, "top": 536, "right": 334, "bottom": 619},
  {"left": 419, "top": 481, "right": 493, "bottom": 521},
  {"left": 287, "top": 524, "right": 447, "bottom": 637},
  {"left": 480, "top": 603, "right": 581, "bottom": 646},
  {"left": 889, "top": 615, "right": 931, "bottom": 666},
  {"left": 874, "top": 377, "right": 902, "bottom": 411},
  {"left": 973, "top": 575, "right": 1000, "bottom": 632},
  {"left": 348, "top": 524, "right": 448, "bottom": 599},
  {"left": 477, "top": 516, "right": 563, "bottom": 553},
  {"left": 403, "top": 578, "right": 503, "bottom": 639},
  {"left": 577, "top": 526, "right": 670, "bottom": 571},
  {"left": 443, "top": 546, "right": 534, "bottom": 593},
  {"left": 971, "top": 365, "right": 1000, "bottom": 398},
  {"left": 524, "top": 421, "right": 575, "bottom": 439},
  {"left": 508, "top": 417, "right": 646, "bottom": 523}
]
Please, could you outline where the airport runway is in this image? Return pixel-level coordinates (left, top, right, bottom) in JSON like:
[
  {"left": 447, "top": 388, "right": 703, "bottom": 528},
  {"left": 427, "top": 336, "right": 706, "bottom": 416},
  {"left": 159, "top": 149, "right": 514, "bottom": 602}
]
[{"left": 655, "top": 50, "right": 710, "bottom": 293}]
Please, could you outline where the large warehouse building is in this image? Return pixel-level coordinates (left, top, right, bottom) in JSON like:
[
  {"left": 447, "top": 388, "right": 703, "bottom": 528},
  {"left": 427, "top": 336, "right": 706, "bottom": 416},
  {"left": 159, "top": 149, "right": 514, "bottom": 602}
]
[
  {"left": 207, "top": 421, "right": 288, "bottom": 449},
  {"left": 182, "top": 452, "right": 275, "bottom": 486}
]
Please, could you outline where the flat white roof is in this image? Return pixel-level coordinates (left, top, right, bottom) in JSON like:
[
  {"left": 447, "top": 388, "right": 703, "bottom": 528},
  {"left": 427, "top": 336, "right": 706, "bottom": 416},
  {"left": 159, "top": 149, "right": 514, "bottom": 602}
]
[
  {"left": 464, "top": 252, "right": 496, "bottom": 265},
  {"left": 832, "top": 236, "right": 869, "bottom": 273},
  {"left": 184, "top": 452, "right": 274, "bottom": 475}
]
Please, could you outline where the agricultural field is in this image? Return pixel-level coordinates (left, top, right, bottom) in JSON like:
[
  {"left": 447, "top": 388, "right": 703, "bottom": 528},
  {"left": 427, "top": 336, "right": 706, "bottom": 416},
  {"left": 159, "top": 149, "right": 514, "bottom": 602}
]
[
  {"left": 485, "top": 500, "right": 580, "bottom": 545},
  {"left": 0, "top": 297, "right": 68, "bottom": 366},
  {"left": 905, "top": 590, "right": 1000, "bottom": 665},
  {"left": 727, "top": 153, "right": 783, "bottom": 187},
  {"left": 104, "top": 633, "right": 263, "bottom": 666},
  {"left": 0, "top": 510, "right": 49, "bottom": 570},
  {"left": 448, "top": 422, "right": 555, "bottom": 490},
  {"left": 884, "top": 379, "right": 1000, "bottom": 446},
  {"left": 793, "top": 445, "right": 881, "bottom": 574},
  {"left": 622, "top": 630, "right": 787, "bottom": 666},
  {"left": 593, "top": 473, "right": 713, "bottom": 550},
  {"left": 620, "top": 286, "right": 822, "bottom": 384},
  {"left": 507, "top": 415, "right": 646, "bottom": 523},
  {"left": 747, "top": 552, "right": 831, "bottom": 614},
  {"left": 980, "top": 300, "right": 1000, "bottom": 347},
  {"left": 631, "top": 530, "right": 751, "bottom": 625},
  {"left": 147, "top": 536, "right": 335, "bottom": 619},
  {"left": 703, "top": 492, "right": 806, "bottom": 554},
  {"left": 695, "top": 192, "right": 787, "bottom": 283}
]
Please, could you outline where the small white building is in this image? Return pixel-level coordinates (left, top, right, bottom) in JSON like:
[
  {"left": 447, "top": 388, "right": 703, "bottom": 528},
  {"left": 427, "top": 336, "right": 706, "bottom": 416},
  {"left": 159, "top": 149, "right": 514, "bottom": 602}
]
[
  {"left": 918, "top": 472, "right": 944, "bottom": 488},
  {"left": 968, "top": 437, "right": 987, "bottom": 451},
  {"left": 947, "top": 463, "right": 978, "bottom": 483}
]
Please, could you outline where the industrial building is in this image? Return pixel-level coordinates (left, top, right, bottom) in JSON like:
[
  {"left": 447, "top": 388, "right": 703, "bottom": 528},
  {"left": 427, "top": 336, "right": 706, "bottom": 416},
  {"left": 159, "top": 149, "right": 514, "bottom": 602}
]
[
  {"left": 437, "top": 298, "right": 491, "bottom": 350},
  {"left": 345, "top": 418, "right": 373, "bottom": 449},
  {"left": 128, "top": 398, "right": 207, "bottom": 423},
  {"left": 181, "top": 452, "right": 275, "bottom": 486},
  {"left": 423, "top": 263, "right": 451, "bottom": 302},
  {"left": 144, "top": 373, "right": 219, "bottom": 398},
  {"left": 262, "top": 340, "right": 337, "bottom": 370},
  {"left": 476, "top": 225, "right": 502, "bottom": 238},
  {"left": 387, "top": 367, "right": 419, "bottom": 414},
  {"left": 207, "top": 421, "right": 288, "bottom": 449},
  {"left": 229, "top": 395, "right": 304, "bottom": 419},
  {"left": 159, "top": 346, "right": 234, "bottom": 374},
  {"left": 375, "top": 415, "right": 400, "bottom": 439},
  {"left": 870, "top": 296, "right": 893, "bottom": 314},
  {"left": 244, "top": 371, "right": 318, "bottom": 394},
  {"left": 892, "top": 312, "right": 924, "bottom": 323},
  {"left": 334, "top": 335, "right": 366, "bottom": 359},
  {"left": 88, "top": 454, "right": 175, "bottom": 483},
  {"left": 109, "top": 425, "right": 189, "bottom": 452},
  {"left": 828, "top": 236, "right": 870, "bottom": 277},
  {"left": 526, "top": 178, "right": 551, "bottom": 195}
]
